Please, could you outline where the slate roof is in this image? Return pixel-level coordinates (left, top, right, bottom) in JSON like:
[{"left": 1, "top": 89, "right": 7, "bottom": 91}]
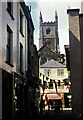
[
  {"left": 40, "top": 59, "right": 66, "bottom": 68},
  {"left": 38, "top": 44, "right": 55, "bottom": 54}
]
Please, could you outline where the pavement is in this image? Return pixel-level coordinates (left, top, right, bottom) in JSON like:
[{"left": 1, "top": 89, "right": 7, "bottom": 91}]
[{"left": 38, "top": 110, "right": 73, "bottom": 120}]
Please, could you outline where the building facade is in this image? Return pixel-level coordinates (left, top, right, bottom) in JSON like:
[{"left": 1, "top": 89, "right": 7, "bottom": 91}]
[
  {"left": 39, "top": 59, "right": 70, "bottom": 110},
  {"left": 67, "top": 9, "right": 83, "bottom": 119},
  {"left": 64, "top": 45, "right": 70, "bottom": 71},
  {"left": 81, "top": 1, "right": 83, "bottom": 13},
  {"left": 39, "top": 11, "right": 60, "bottom": 65},
  {"left": 38, "top": 45, "right": 58, "bottom": 65},
  {"left": 0, "top": 2, "right": 29, "bottom": 120},
  {"left": 0, "top": 1, "right": 39, "bottom": 120}
]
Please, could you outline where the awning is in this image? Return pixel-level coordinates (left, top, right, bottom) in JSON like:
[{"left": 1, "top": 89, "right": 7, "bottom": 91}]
[
  {"left": 48, "top": 94, "right": 62, "bottom": 100},
  {"left": 43, "top": 93, "right": 62, "bottom": 100}
]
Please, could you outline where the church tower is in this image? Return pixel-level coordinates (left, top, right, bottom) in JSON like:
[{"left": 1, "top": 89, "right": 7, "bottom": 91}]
[{"left": 39, "top": 11, "right": 60, "bottom": 54}]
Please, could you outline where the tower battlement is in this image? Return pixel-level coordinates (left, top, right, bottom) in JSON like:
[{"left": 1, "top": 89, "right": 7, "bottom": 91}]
[
  {"left": 43, "top": 21, "right": 56, "bottom": 24},
  {"left": 39, "top": 11, "right": 59, "bottom": 53},
  {"left": 39, "top": 11, "right": 60, "bottom": 64}
]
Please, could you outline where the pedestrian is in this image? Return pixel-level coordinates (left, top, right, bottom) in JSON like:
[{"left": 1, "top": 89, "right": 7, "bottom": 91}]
[
  {"left": 55, "top": 102, "right": 57, "bottom": 112},
  {"left": 57, "top": 102, "right": 60, "bottom": 112},
  {"left": 40, "top": 95, "right": 43, "bottom": 114},
  {"left": 48, "top": 103, "right": 50, "bottom": 111}
]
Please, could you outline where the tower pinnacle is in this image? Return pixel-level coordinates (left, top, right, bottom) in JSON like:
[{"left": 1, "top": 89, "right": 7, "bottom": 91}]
[
  {"left": 55, "top": 11, "right": 58, "bottom": 23},
  {"left": 40, "top": 11, "right": 43, "bottom": 24}
]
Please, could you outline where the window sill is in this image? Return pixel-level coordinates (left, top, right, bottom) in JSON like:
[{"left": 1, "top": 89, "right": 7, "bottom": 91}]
[
  {"left": 5, "top": 61, "right": 14, "bottom": 67},
  {"left": 20, "top": 30, "right": 24, "bottom": 37},
  {"left": 7, "top": 8, "right": 15, "bottom": 20}
]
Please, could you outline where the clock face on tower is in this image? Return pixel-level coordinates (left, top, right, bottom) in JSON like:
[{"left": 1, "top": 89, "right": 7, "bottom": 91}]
[{"left": 46, "top": 28, "right": 50, "bottom": 34}]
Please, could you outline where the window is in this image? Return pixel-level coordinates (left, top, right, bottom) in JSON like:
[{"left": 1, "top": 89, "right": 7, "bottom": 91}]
[
  {"left": 44, "top": 69, "right": 47, "bottom": 76},
  {"left": 6, "top": 25, "right": 13, "bottom": 66},
  {"left": 57, "top": 69, "right": 60, "bottom": 76},
  {"left": 20, "top": 10, "right": 23, "bottom": 35},
  {"left": 57, "top": 69, "right": 64, "bottom": 76},
  {"left": 61, "top": 69, "right": 64, "bottom": 76},
  {"left": 48, "top": 69, "right": 51, "bottom": 76},
  {"left": 46, "top": 28, "right": 50, "bottom": 34},
  {"left": 49, "top": 83, "right": 53, "bottom": 89},
  {"left": 20, "top": 43, "right": 23, "bottom": 73},
  {"left": 7, "top": 2, "right": 14, "bottom": 19}
]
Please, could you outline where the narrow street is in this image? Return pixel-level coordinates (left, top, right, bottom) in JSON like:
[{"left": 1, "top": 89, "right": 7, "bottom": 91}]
[
  {"left": 1, "top": 1, "right": 83, "bottom": 120},
  {"left": 38, "top": 110, "right": 72, "bottom": 120}
]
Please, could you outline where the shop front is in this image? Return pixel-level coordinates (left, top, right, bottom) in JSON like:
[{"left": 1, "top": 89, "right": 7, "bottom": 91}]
[
  {"left": 43, "top": 93, "right": 62, "bottom": 110},
  {"left": 13, "top": 72, "right": 27, "bottom": 120},
  {"left": 2, "top": 69, "right": 13, "bottom": 120}
]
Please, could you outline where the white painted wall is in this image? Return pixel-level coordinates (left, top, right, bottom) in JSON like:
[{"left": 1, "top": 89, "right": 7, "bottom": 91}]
[
  {"left": 40, "top": 68, "right": 68, "bottom": 80},
  {"left": 1, "top": 2, "right": 28, "bottom": 75},
  {"left": 40, "top": 67, "right": 69, "bottom": 94},
  {"left": 1, "top": 2, "right": 17, "bottom": 73},
  {"left": 17, "top": 3, "right": 28, "bottom": 76},
  {"left": 0, "top": 2, "right": 28, "bottom": 119}
]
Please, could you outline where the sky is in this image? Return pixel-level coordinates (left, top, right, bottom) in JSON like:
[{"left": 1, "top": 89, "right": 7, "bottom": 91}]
[{"left": 25, "top": 0, "right": 82, "bottom": 54}]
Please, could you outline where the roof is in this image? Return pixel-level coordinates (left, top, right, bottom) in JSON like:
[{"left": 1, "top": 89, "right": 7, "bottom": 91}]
[
  {"left": 38, "top": 45, "right": 56, "bottom": 54},
  {"left": 40, "top": 59, "right": 66, "bottom": 68},
  {"left": 67, "top": 9, "right": 80, "bottom": 14}
]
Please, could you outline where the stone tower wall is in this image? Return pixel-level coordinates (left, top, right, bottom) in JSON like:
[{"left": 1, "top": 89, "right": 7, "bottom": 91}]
[{"left": 39, "top": 12, "right": 59, "bottom": 53}]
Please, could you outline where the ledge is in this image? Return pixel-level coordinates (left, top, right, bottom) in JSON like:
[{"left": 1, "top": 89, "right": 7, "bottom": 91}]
[
  {"left": 7, "top": 8, "right": 15, "bottom": 20},
  {"left": 5, "top": 61, "right": 14, "bottom": 67},
  {"left": 20, "top": 30, "right": 25, "bottom": 37}
]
